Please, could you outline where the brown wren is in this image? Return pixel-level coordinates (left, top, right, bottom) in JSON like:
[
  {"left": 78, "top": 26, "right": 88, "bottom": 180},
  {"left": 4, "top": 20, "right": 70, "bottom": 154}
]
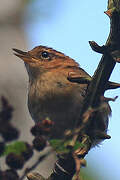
[{"left": 13, "top": 46, "right": 111, "bottom": 143}]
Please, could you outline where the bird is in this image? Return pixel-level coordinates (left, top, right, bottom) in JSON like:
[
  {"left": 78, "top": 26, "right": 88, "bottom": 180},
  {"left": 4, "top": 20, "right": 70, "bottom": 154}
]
[{"left": 13, "top": 46, "right": 111, "bottom": 144}]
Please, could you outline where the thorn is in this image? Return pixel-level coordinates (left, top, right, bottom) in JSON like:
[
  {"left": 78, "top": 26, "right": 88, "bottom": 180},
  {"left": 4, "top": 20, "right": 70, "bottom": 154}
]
[
  {"left": 103, "top": 96, "right": 118, "bottom": 102},
  {"left": 94, "top": 131, "right": 111, "bottom": 140},
  {"left": 106, "top": 81, "right": 120, "bottom": 90},
  {"left": 89, "top": 41, "right": 106, "bottom": 54},
  {"left": 104, "top": 7, "right": 116, "bottom": 18},
  {"left": 104, "top": 10, "right": 112, "bottom": 17}
]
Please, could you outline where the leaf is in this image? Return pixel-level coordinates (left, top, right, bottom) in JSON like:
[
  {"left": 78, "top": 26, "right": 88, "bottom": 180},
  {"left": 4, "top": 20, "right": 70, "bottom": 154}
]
[
  {"left": 49, "top": 139, "right": 85, "bottom": 154},
  {"left": 49, "top": 139, "right": 70, "bottom": 154},
  {"left": 0, "top": 141, "right": 27, "bottom": 157},
  {"left": 73, "top": 141, "right": 85, "bottom": 151}
]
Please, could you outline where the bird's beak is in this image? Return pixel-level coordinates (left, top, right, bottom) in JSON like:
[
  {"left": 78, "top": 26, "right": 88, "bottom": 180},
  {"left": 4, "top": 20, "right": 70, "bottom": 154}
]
[{"left": 13, "top": 48, "right": 36, "bottom": 64}]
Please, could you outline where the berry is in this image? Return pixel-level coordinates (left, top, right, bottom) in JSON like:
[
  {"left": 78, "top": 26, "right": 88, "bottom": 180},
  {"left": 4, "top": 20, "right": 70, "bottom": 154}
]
[
  {"left": 0, "top": 96, "right": 13, "bottom": 122},
  {"left": 42, "top": 119, "right": 54, "bottom": 128},
  {"left": 6, "top": 153, "right": 24, "bottom": 169},
  {"left": 3, "top": 169, "right": 19, "bottom": 180},
  {"left": 33, "top": 136, "right": 46, "bottom": 151},
  {"left": 31, "top": 123, "right": 43, "bottom": 136},
  {"left": 42, "top": 119, "right": 54, "bottom": 135},
  {"left": 1, "top": 124, "right": 19, "bottom": 142}
]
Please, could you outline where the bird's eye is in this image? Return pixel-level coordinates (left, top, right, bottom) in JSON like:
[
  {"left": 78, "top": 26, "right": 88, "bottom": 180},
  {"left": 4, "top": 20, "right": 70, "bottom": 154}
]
[{"left": 41, "top": 51, "right": 49, "bottom": 59}]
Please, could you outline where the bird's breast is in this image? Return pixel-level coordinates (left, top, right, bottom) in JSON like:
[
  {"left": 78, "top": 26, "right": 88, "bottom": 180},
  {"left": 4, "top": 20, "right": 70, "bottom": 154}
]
[
  {"left": 27, "top": 74, "right": 86, "bottom": 138},
  {"left": 27, "top": 71, "right": 110, "bottom": 139}
]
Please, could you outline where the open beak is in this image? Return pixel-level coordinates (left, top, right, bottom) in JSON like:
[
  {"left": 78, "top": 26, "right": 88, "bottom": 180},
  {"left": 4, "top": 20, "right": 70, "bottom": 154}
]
[{"left": 13, "top": 48, "right": 36, "bottom": 63}]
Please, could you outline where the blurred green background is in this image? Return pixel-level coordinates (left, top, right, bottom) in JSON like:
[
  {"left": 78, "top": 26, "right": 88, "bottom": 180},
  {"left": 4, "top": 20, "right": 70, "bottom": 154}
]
[{"left": 0, "top": 0, "right": 120, "bottom": 179}]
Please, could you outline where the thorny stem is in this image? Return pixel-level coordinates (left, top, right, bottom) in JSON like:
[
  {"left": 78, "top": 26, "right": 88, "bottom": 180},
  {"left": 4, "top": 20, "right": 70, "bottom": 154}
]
[{"left": 72, "top": 0, "right": 120, "bottom": 145}]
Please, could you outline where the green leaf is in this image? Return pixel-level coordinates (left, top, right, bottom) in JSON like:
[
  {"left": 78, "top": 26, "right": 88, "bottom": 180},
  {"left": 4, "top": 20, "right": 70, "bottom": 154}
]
[
  {"left": 73, "top": 141, "right": 85, "bottom": 151},
  {"left": 49, "top": 139, "right": 70, "bottom": 154},
  {"left": 0, "top": 141, "right": 27, "bottom": 157},
  {"left": 49, "top": 139, "right": 86, "bottom": 154}
]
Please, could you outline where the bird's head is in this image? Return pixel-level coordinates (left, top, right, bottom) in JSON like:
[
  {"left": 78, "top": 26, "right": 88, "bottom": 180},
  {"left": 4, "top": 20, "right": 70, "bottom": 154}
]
[{"left": 13, "top": 46, "right": 79, "bottom": 80}]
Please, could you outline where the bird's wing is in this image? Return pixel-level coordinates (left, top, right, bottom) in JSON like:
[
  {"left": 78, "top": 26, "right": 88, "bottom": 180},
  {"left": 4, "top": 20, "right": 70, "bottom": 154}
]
[{"left": 67, "top": 67, "right": 91, "bottom": 84}]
